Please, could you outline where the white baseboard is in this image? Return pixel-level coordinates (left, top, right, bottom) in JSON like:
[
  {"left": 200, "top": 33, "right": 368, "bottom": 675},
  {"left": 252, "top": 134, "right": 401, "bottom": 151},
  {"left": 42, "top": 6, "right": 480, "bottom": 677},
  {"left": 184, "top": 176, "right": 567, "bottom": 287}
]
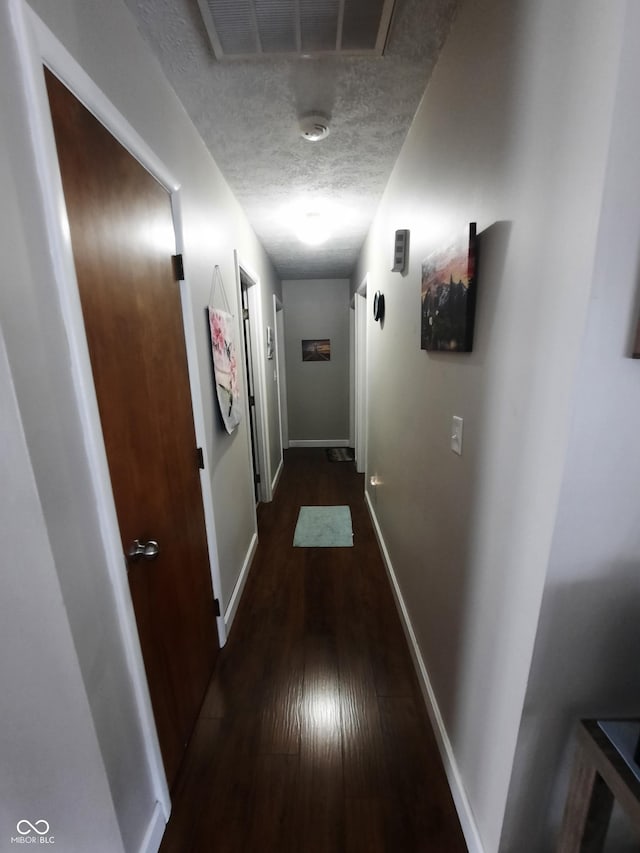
[
  {"left": 288, "top": 439, "right": 350, "bottom": 448},
  {"left": 271, "top": 456, "right": 283, "bottom": 496},
  {"left": 365, "top": 490, "right": 485, "bottom": 853},
  {"left": 138, "top": 802, "right": 166, "bottom": 853},
  {"left": 224, "top": 531, "right": 257, "bottom": 634}
]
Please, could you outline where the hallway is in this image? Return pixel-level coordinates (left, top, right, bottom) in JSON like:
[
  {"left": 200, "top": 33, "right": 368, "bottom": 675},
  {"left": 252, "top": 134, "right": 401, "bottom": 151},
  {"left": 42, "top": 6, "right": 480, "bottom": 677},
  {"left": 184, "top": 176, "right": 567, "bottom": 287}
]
[{"left": 159, "top": 448, "right": 467, "bottom": 852}]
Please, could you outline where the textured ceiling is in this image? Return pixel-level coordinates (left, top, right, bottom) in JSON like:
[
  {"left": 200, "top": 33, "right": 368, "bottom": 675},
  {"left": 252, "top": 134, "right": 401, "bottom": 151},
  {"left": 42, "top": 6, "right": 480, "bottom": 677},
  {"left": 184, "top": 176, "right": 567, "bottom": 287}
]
[{"left": 123, "top": 0, "right": 459, "bottom": 279}]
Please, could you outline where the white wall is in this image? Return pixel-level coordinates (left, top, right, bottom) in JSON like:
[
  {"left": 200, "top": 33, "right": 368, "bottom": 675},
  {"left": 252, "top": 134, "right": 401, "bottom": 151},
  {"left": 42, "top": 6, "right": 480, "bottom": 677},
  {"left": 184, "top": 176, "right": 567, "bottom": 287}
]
[
  {"left": 0, "top": 329, "right": 125, "bottom": 852},
  {"left": 501, "top": 2, "right": 640, "bottom": 848},
  {"left": 3, "top": 0, "right": 280, "bottom": 848},
  {"left": 352, "top": 0, "right": 626, "bottom": 850},
  {"left": 282, "top": 279, "right": 350, "bottom": 444}
]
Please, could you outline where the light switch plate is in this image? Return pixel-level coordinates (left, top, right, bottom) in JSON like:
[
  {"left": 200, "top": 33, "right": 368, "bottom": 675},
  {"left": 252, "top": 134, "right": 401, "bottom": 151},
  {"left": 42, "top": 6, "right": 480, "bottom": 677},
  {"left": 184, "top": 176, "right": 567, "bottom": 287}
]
[{"left": 451, "top": 416, "right": 463, "bottom": 455}]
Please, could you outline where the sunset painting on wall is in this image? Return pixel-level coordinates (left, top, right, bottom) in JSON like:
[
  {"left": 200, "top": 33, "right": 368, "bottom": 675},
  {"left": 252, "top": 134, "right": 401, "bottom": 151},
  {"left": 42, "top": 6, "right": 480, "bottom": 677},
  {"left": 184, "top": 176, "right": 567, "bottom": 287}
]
[{"left": 421, "top": 223, "right": 478, "bottom": 352}]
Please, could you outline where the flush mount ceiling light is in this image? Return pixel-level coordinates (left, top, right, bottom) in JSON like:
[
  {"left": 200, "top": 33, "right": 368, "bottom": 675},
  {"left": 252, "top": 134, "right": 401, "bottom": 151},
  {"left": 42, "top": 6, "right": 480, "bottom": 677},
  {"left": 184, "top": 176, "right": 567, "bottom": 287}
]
[
  {"left": 299, "top": 114, "right": 331, "bottom": 143},
  {"left": 295, "top": 210, "right": 332, "bottom": 245},
  {"left": 282, "top": 200, "right": 353, "bottom": 247}
]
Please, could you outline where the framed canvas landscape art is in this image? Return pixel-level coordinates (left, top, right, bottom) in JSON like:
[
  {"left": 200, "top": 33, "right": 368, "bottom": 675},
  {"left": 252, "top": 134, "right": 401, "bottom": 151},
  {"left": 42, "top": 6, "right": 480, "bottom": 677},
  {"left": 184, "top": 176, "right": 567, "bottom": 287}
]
[
  {"left": 421, "top": 223, "right": 478, "bottom": 352},
  {"left": 633, "top": 319, "right": 640, "bottom": 358},
  {"left": 302, "top": 339, "right": 331, "bottom": 361}
]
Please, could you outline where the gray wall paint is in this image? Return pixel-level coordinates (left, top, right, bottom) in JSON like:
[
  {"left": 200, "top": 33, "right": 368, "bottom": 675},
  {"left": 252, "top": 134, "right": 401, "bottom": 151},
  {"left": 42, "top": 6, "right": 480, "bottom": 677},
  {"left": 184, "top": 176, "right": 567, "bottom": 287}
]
[
  {"left": 353, "top": 0, "right": 626, "bottom": 849},
  {"left": 0, "top": 331, "right": 125, "bottom": 852},
  {"left": 4, "top": 0, "right": 280, "bottom": 848},
  {"left": 282, "top": 279, "right": 350, "bottom": 442},
  {"left": 501, "top": 3, "right": 640, "bottom": 849}
]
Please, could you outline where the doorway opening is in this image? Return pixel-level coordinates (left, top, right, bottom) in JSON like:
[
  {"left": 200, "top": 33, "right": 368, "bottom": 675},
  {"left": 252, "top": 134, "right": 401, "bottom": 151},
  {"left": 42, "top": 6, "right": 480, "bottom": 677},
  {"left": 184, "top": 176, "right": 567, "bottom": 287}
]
[
  {"left": 274, "top": 294, "right": 289, "bottom": 457},
  {"left": 354, "top": 275, "right": 369, "bottom": 475},
  {"left": 241, "top": 272, "right": 261, "bottom": 504},
  {"left": 236, "top": 257, "right": 272, "bottom": 502}
]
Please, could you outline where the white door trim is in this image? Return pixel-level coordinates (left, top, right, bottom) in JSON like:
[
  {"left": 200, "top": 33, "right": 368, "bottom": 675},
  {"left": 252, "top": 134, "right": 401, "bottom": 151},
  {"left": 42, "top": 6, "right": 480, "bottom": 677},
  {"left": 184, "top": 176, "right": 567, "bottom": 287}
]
[
  {"left": 354, "top": 275, "right": 369, "bottom": 475},
  {"left": 273, "top": 294, "right": 288, "bottom": 457},
  {"left": 234, "top": 253, "right": 272, "bottom": 503}
]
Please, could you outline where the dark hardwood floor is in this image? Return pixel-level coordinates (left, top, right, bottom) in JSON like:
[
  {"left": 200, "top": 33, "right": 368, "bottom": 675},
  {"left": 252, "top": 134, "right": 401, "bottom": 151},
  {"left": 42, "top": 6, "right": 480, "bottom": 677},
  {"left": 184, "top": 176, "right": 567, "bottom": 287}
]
[{"left": 159, "top": 448, "right": 467, "bottom": 853}]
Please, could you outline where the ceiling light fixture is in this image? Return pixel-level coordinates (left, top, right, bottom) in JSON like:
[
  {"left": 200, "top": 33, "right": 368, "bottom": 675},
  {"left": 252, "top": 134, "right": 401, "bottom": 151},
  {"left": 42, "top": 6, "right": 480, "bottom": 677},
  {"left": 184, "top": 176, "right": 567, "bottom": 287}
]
[
  {"left": 282, "top": 199, "right": 354, "bottom": 247},
  {"left": 295, "top": 210, "right": 332, "bottom": 246}
]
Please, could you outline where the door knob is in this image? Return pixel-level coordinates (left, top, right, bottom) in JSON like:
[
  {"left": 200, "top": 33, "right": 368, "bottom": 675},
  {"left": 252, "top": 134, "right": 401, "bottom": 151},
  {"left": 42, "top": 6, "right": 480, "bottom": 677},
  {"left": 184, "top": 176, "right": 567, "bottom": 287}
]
[{"left": 127, "top": 539, "right": 160, "bottom": 561}]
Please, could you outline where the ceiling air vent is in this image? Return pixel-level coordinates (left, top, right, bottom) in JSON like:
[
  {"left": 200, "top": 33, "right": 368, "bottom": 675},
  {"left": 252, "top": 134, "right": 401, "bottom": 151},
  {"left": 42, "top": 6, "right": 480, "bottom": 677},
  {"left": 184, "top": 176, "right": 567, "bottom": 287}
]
[{"left": 196, "top": 0, "right": 397, "bottom": 60}]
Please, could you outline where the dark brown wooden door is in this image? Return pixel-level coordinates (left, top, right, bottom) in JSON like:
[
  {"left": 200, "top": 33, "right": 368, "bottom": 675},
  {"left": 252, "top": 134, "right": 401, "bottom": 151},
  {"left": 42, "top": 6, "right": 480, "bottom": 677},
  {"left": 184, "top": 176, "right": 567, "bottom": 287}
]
[{"left": 45, "top": 69, "right": 219, "bottom": 787}]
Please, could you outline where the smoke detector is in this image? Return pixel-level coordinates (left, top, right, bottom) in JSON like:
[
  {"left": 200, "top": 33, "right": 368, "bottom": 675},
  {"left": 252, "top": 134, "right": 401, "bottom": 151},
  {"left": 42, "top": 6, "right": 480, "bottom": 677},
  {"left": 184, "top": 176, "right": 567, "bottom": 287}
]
[{"left": 299, "top": 114, "right": 331, "bottom": 142}]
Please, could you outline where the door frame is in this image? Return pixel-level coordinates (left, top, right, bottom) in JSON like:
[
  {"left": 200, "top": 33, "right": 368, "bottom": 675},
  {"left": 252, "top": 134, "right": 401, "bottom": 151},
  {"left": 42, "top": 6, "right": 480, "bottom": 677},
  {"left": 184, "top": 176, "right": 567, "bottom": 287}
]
[
  {"left": 354, "top": 275, "right": 369, "bottom": 475},
  {"left": 13, "top": 2, "right": 225, "bottom": 819},
  {"left": 269, "top": 294, "right": 286, "bottom": 493},
  {"left": 234, "top": 253, "right": 272, "bottom": 502},
  {"left": 240, "top": 275, "right": 262, "bottom": 506},
  {"left": 273, "top": 294, "right": 288, "bottom": 455}
]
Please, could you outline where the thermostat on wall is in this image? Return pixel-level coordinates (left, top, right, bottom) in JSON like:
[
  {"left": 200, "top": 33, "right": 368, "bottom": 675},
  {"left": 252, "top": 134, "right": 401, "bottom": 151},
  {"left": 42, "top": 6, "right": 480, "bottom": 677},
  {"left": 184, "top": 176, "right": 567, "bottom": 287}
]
[{"left": 392, "top": 229, "right": 409, "bottom": 273}]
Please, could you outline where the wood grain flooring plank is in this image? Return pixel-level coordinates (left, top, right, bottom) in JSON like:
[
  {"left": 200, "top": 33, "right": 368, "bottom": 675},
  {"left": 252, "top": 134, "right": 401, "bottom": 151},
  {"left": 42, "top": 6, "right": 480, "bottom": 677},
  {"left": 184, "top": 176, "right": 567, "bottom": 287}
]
[
  {"left": 198, "top": 629, "right": 268, "bottom": 718},
  {"left": 158, "top": 715, "right": 223, "bottom": 853},
  {"left": 300, "top": 636, "right": 343, "bottom": 771},
  {"left": 366, "top": 584, "right": 419, "bottom": 699},
  {"left": 244, "top": 754, "right": 299, "bottom": 853},
  {"left": 190, "top": 710, "right": 260, "bottom": 853},
  {"left": 345, "top": 797, "right": 386, "bottom": 853},
  {"left": 304, "top": 547, "right": 341, "bottom": 637},
  {"left": 339, "top": 643, "right": 386, "bottom": 798},
  {"left": 258, "top": 638, "right": 302, "bottom": 755},
  {"left": 297, "top": 634, "right": 345, "bottom": 853},
  {"left": 379, "top": 695, "right": 467, "bottom": 852}
]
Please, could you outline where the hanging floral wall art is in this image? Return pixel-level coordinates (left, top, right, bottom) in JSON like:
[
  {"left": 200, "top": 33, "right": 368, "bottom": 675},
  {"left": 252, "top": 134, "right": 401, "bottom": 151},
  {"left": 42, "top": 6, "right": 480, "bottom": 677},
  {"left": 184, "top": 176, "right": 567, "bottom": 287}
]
[{"left": 208, "top": 307, "right": 242, "bottom": 434}]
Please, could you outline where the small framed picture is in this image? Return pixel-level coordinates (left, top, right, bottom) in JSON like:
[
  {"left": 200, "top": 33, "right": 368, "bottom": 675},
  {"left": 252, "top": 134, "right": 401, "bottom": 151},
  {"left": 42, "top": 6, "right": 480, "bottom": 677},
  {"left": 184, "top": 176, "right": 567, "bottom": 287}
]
[{"left": 302, "top": 338, "right": 331, "bottom": 361}]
